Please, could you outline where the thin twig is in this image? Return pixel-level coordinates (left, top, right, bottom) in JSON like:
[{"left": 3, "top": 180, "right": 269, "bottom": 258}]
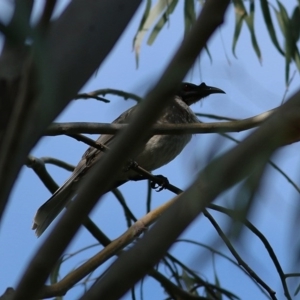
[
  {"left": 40, "top": 157, "right": 75, "bottom": 172},
  {"left": 165, "top": 253, "right": 219, "bottom": 298},
  {"left": 195, "top": 112, "right": 236, "bottom": 121},
  {"left": 209, "top": 204, "right": 291, "bottom": 300},
  {"left": 26, "top": 156, "right": 60, "bottom": 192},
  {"left": 285, "top": 273, "right": 300, "bottom": 278},
  {"left": 79, "top": 88, "right": 142, "bottom": 103},
  {"left": 149, "top": 270, "right": 208, "bottom": 300},
  {"left": 112, "top": 188, "right": 137, "bottom": 226},
  {"left": 176, "top": 238, "right": 270, "bottom": 297},
  {"left": 75, "top": 93, "right": 110, "bottom": 103},
  {"left": 203, "top": 210, "right": 277, "bottom": 300},
  {"left": 146, "top": 180, "right": 152, "bottom": 213}
]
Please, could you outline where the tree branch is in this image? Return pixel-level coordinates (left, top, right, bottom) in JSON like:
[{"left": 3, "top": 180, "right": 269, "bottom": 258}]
[{"left": 45, "top": 108, "right": 276, "bottom": 136}]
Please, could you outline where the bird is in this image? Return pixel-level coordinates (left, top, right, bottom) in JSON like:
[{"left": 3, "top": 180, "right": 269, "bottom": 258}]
[{"left": 32, "top": 82, "right": 225, "bottom": 236}]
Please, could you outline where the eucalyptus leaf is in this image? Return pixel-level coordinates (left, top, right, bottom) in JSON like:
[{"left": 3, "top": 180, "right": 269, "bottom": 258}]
[
  {"left": 244, "top": 1, "right": 261, "bottom": 62},
  {"left": 133, "top": 0, "right": 170, "bottom": 66},
  {"left": 275, "top": 1, "right": 294, "bottom": 83},
  {"left": 133, "top": 0, "right": 152, "bottom": 67},
  {"left": 260, "top": 0, "right": 284, "bottom": 55},
  {"left": 291, "top": 6, "right": 300, "bottom": 42},
  {"left": 184, "top": 0, "right": 196, "bottom": 34},
  {"left": 147, "top": 0, "right": 178, "bottom": 45},
  {"left": 232, "top": 0, "right": 247, "bottom": 58}
]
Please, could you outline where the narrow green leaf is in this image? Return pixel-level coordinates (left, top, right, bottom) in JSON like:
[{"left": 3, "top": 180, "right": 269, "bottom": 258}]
[
  {"left": 277, "top": 1, "right": 291, "bottom": 30},
  {"left": 232, "top": 0, "right": 247, "bottom": 58},
  {"left": 275, "top": 1, "right": 295, "bottom": 83},
  {"left": 131, "top": 287, "right": 136, "bottom": 300},
  {"left": 244, "top": 1, "right": 262, "bottom": 62},
  {"left": 133, "top": 0, "right": 152, "bottom": 68},
  {"left": 133, "top": 0, "right": 171, "bottom": 66},
  {"left": 274, "top": 8, "right": 285, "bottom": 35},
  {"left": 184, "top": 0, "right": 196, "bottom": 35},
  {"left": 291, "top": 6, "right": 300, "bottom": 41},
  {"left": 260, "top": 0, "right": 284, "bottom": 55},
  {"left": 273, "top": 15, "right": 290, "bottom": 83},
  {"left": 147, "top": 0, "right": 178, "bottom": 45},
  {"left": 232, "top": 15, "right": 244, "bottom": 58},
  {"left": 293, "top": 47, "right": 300, "bottom": 72}
]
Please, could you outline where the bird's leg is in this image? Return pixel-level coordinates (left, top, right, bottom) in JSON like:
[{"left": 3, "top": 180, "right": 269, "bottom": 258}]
[
  {"left": 125, "top": 159, "right": 139, "bottom": 171},
  {"left": 151, "top": 175, "right": 169, "bottom": 192},
  {"left": 124, "top": 159, "right": 146, "bottom": 181},
  {"left": 125, "top": 160, "right": 169, "bottom": 191}
]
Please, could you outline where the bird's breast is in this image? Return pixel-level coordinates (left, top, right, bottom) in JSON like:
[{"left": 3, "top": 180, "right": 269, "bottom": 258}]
[{"left": 134, "top": 133, "right": 192, "bottom": 171}]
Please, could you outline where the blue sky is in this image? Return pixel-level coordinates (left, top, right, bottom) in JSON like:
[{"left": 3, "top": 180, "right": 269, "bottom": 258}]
[{"left": 1, "top": 1, "right": 300, "bottom": 299}]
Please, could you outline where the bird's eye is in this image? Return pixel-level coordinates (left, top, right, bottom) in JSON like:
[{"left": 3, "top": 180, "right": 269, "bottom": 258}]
[{"left": 183, "top": 84, "right": 190, "bottom": 91}]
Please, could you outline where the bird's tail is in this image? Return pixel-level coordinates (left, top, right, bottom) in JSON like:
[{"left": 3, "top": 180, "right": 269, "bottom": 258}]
[{"left": 32, "top": 179, "right": 74, "bottom": 237}]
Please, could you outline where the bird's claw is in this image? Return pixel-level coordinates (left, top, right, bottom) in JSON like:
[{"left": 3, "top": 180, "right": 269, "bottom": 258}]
[{"left": 151, "top": 175, "right": 169, "bottom": 192}]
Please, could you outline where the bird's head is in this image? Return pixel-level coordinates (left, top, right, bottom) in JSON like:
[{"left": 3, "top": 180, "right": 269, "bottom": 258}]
[{"left": 177, "top": 82, "right": 225, "bottom": 106}]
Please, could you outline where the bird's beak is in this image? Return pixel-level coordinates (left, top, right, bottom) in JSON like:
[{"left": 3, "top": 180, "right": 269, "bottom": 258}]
[
  {"left": 198, "top": 84, "right": 226, "bottom": 97},
  {"left": 180, "top": 82, "right": 226, "bottom": 106}
]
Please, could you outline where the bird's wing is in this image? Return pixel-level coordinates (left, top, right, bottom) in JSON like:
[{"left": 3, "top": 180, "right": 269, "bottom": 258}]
[
  {"left": 33, "top": 105, "right": 137, "bottom": 236},
  {"left": 72, "top": 104, "right": 137, "bottom": 179}
]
